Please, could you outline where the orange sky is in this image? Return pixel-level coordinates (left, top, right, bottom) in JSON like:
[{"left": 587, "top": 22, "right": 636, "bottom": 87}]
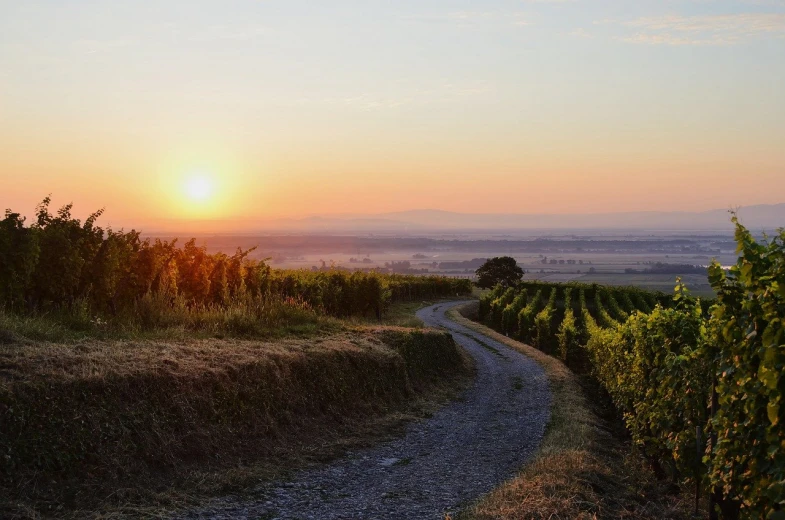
[{"left": 2, "top": 1, "right": 784, "bottom": 229}]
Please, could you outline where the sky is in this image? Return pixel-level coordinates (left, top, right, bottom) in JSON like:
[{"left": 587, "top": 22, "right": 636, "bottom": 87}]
[{"left": 1, "top": 0, "right": 784, "bottom": 229}]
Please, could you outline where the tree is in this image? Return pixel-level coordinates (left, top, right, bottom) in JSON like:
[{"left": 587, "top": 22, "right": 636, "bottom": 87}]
[{"left": 475, "top": 256, "right": 523, "bottom": 289}]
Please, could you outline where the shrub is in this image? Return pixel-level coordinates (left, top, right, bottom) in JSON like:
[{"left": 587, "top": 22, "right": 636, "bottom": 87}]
[
  {"left": 501, "top": 289, "right": 527, "bottom": 335},
  {"left": 0, "top": 199, "right": 471, "bottom": 331},
  {"left": 533, "top": 287, "right": 558, "bottom": 354}
]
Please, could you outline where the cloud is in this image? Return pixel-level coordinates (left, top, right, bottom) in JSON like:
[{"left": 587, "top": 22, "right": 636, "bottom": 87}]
[
  {"left": 741, "top": 0, "right": 785, "bottom": 6},
  {"left": 606, "top": 13, "right": 785, "bottom": 45}
]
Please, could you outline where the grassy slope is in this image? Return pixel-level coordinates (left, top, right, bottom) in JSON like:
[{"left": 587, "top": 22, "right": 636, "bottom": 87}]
[
  {"left": 449, "top": 303, "right": 699, "bottom": 520},
  {"left": 0, "top": 293, "right": 464, "bottom": 345},
  {"left": 0, "top": 324, "right": 472, "bottom": 519},
  {"left": 0, "top": 298, "right": 336, "bottom": 345},
  {"left": 349, "top": 296, "right": 473, "bottom": 328}
]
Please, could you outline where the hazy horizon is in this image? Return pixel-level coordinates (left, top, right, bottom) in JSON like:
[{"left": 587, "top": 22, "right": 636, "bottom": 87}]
[
  {"left": 3, "top": 0, "right": 785, "bottom": 228},
  {"left": 18, "top": 202, "right": 778, "bottom": 235}
]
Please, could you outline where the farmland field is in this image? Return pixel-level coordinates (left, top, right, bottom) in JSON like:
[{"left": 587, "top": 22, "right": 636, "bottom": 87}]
[
  {"left": 168, "top": 231, "right": 738, "bottom": 297},
  {"left": 533, "top": 272, "right": 714, "bottom": 296}
]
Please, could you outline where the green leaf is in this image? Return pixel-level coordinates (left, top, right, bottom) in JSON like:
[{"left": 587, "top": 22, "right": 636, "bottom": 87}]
[
  {"left": 768, "top": 401, "right": 780, "bottom": 426},
  {"left": 760, "top": 366, "right": 779, "bottom": 390}
]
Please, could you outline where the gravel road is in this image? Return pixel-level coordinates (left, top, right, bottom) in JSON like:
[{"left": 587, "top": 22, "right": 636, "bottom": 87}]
[{"left": 176, "top": 301, "right": 551, "bottom": 519}]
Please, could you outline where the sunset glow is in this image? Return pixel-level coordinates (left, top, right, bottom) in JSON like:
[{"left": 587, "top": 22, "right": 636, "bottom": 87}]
[
  {"left": 184, "top": 175, "right": 213, "bottom": 203},
  {"left": 1, "top": 1, "right": 784, "bottom": 230},
  {"left": 2, "top": 3, "right": 783, "bottom": 515}
]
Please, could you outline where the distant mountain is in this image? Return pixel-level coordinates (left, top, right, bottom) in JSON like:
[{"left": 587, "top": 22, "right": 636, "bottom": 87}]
[
  {"left": 138, "top": 216, "right": 423, "bottom": 235},
  {"left": 363, "top": 204, "right": 785, "bottom": 232},
  {"left": 139, "top": 204, "right": 784, "bottom": 235},
  {"left": 266, "top": 216, "right": 424, "bottom": 232}
]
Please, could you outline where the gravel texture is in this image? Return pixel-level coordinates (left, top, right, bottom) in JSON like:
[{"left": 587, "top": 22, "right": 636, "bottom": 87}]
[{"left": 175, "top": 301, "right": 551, "bottom": 519}]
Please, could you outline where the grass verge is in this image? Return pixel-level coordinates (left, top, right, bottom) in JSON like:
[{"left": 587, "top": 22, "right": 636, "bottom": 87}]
[
  {"left": 0, "top": 295, "right": 466, "bottom": 345},
  {"left": 348, "top": 297, "right": 475, "bottom": 329},
  {"left": 449, "top": 302, "right": 700, "bottom": 520},
  {"left": 0, "top": 327, "right": 472, "bottom": 519},
  {"left": 0, "top": 297, "right": 337, "bottom": 344}
]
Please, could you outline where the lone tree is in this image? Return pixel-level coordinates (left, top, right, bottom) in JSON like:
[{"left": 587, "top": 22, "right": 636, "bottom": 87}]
[{"left": 475, "top": 256, "right": 524, "bottom": 289}]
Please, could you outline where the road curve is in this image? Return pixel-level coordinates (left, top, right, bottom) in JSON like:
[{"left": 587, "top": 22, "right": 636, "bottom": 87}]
[{"left": 177, "top": 301, "right": 551, "bottom": 519}]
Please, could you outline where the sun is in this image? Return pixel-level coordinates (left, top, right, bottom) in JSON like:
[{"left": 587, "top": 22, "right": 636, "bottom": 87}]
[{"left": 184, "top": 174, "right": 213, "bottom": 202}]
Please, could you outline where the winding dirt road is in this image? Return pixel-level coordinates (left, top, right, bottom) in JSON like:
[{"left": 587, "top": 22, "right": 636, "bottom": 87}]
[{"left": 178, "top": 301, "right": 551, "bottom": 519}]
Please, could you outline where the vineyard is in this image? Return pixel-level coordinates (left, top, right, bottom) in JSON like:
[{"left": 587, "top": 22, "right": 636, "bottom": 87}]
[
  {"left": 479, "top": 280, "right": 668, "bottom": 370},
  {"left": 0, "top": 199, "right": 471, "bottom": 336},
  {"left": 479, "top": 218, "right": 784, "bottom": 520},
  {"left": 0, "top": 200, "right": 478, "bottom": 517}
]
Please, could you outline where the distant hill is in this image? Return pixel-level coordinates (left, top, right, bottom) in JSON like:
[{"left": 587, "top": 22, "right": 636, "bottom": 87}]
[
  {"left": 139, "top": 204, "right": 785, "bottom": 235},
  {"left": 366, "top": 205, "right": 785, "bottom": 232}
]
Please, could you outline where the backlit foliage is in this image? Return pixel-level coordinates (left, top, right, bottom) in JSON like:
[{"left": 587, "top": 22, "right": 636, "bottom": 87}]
[
  {"left": 0, "top": 199, "right": 471, "bottom": 329},
  {"left": 478, "top": 218, "right": 784, "bottom": 518}
]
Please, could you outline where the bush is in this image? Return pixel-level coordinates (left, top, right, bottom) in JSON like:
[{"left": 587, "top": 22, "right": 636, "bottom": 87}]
[
  {"left": 533, "top": 287, "right": 558, "bottom": 354},
  {"left": 706, "top": 218, "right": 785, "bottom": 518},
  {"left": 517, "top": 289, "right": 543, "bottom": 343},
  {"left": 556, "top": 288, "right": 581, "bottom": 368},
  {"left": 470, "top": 220, "right": 785, "bottom": 517},
  {"left": 501, "top": 290, "right": 527, "bottom": 336},
  {"left": 488, "top": 287, "right": 517, "bottom": 330},
  {"left": 584, "top": 218, "right": 785, "bottom": 518},
  {"left": 478, "top": 285, "right": 505, "bottom": 322},
  {"left": 0, "top": 199, "right": 471, "bottom": 332},
  {"left": 586, "top": 284, "right": 710, "bottom": 484}
]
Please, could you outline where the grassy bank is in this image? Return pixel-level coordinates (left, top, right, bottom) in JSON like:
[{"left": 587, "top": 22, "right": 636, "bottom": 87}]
[
  {"left": 0, "top": 297, "right": 335, "bottom": 345},
  {"left": 0, "top": 293, "right": 470, "bottom": 345},
  {"left": 0, "top": 327, "right": 471, "bottom": 519},
  {"left": 449, "top": 303, "right": 698, "bottom": 519}
]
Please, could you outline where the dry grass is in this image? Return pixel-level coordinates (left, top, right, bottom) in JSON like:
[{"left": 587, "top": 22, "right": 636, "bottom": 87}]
[
  {"left": 346, "top": 300, "right": 429, "bottom": 328},
  {"left": 0, "top": 296, "right": 335, "bottom": 345},
  {"left": 449, "top": 303, "right": 700, "bottom": 520},
  {"left": 0, "top": 327, "right": 472, "bottom": 519},
  {"left": 347, "top": 297, "right": 473, "bottom": 329}
]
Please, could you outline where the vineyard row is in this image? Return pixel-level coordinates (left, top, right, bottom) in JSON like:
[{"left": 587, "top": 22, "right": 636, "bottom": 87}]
[{"left": 478, "top": 218, "right": 784, "bottom": 520}]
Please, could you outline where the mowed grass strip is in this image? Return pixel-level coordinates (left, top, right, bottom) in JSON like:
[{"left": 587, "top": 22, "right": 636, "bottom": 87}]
[
  {"left": 0, "top": 327, "right": 471, "bottom": 519},
  {"left": 449, "top": 303, "right": 698, "bottom": 520}
]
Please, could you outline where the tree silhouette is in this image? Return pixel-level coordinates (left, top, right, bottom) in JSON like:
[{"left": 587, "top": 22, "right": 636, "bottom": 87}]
[{"left": 475, "top": 256, "right": 523, "bottom": 289}]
